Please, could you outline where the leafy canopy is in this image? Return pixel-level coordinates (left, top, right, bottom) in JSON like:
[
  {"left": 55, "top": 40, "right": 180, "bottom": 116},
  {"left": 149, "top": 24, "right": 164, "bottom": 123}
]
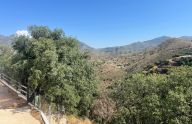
[
  {"left": 111, "top": 66, "right": 192, "bottom": 124},
  {"left": 11, "top": 25, "right": 97, "bottom": 116}
]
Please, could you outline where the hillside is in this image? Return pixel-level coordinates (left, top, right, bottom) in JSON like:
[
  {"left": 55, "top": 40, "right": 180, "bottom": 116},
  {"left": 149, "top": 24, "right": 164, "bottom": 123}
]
[
  {"left": 78, "top": 41, "right": 94, "bottom": 51},
  {"left": 91, "top": 38, "right": 192, "bottom": 123},
  {"left": 97, "top": 36, "right": 171, "bottom": 55},
  {"left": 94, "top": 38, "right": 192, "bottom": 102},
  {"left": 100, "top": 38, "right": 192, "bottom": 73},
  {"left": 0, "top": 35, "right": 12, "bottom": 45},
  {"left": 144, "top": 55, "right": 192, "bottom": 74}
]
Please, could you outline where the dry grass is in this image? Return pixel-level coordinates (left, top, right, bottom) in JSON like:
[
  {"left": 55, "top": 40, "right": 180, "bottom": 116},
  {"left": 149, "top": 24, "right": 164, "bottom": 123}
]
[
  {"left": 49, "top": 115, "right": 67, "bottom": 124},
  {"left": 31, "top": 108, "right": 44, "bottom": 124},
  {"left": 67, "top": 115, "right": 92, "bottom": 124},
  {"left": 47, "top": 115, "right": 91, "bottom": 124}
]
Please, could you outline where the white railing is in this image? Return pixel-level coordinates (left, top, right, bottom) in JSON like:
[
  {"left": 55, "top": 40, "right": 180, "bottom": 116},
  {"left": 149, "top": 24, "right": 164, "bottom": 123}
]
[{"left": 0, "top": 72, "right": 49, "bottom": 124}]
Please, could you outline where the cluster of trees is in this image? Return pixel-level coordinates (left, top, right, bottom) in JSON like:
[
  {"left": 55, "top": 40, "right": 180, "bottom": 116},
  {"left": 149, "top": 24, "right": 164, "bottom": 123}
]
[
  {"left": 1, "top": 26, "right": 97, "bottom": 117},
  {"left": 111, "top": 66, "right": 192, "bottom": 124},
  {"left": 178, "top": 57, "right": 192, "bottom": 66}
]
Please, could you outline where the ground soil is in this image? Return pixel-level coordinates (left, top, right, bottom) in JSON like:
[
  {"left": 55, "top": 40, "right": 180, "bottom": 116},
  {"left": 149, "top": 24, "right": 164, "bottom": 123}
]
[{"left": 0, "top": 82, "right": 41, "bottom": 124}]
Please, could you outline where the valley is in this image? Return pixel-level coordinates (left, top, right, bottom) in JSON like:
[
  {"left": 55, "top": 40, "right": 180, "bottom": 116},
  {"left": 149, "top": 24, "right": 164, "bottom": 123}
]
[{"left": 1, "top": 32, "right": 192, "bottom": 124}]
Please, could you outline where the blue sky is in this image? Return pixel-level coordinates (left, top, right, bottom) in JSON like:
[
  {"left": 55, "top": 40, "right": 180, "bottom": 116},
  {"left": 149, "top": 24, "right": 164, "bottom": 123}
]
[{"left": 0, "top": 0, "right": 192, "bottom": 48}]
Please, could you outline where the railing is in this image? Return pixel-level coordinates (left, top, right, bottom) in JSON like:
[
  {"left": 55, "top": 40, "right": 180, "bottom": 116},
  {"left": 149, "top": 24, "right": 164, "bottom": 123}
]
[
  {"left": 0, "top": 73, "right": 28, "bottom": 98},
  {"left": 0, "top": 73, "right": 49, "bottom": 124}
]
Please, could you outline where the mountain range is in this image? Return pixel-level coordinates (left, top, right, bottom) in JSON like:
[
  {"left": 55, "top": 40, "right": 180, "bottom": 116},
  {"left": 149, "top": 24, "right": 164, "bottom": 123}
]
[
  {"left": 0, "top": 35, "right": 13, "bottom": 45},
  {"left": 80, "top": 36, "right": 192, "bottom": 55},
  {"left": 97, "top": 36, "right": 172, "bottom": 55},
  {"left": 0, "top": 34, "right": 192, "bottom": 55}
]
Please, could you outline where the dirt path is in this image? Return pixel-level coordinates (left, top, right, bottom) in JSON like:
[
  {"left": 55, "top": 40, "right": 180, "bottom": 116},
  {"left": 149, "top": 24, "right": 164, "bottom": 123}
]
[{"left": 0, "top": 82, "right": 41, "bottom": 124}]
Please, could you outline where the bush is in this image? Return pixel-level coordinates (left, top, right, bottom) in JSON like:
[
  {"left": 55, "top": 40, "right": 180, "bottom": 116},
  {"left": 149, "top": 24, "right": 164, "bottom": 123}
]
[{"left": 111, "top": 66, "right": 192, "bottom": 124}]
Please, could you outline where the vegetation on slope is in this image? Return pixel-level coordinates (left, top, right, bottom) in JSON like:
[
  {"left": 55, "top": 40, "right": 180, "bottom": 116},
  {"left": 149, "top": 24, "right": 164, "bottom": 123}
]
[
  {"left": 110, "top": 66, "right": 192, "bottom": 124},
  {"left": 102, "top": 38, "right": 192, "bottom": 73},
  {"left": 1, "top": 25, "right": 192, "bottom": 124},
  {"left": 0, "top": 35, "right": 13, "bottom": 45},
  {"left": 98, "top": 36, "right": 171, "bottom": 55}
]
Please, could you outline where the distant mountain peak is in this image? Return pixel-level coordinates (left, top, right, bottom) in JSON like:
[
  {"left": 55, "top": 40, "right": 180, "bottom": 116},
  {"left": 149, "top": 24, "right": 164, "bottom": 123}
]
[
  {"left": 98, "top": 36, "right": 173, "bottom": 55},
  {"left": 0, "top": 35, "right": 13, "bottom": 45},
  {"left": 179, "top": 36, "right": 192, "bottom": 41}
]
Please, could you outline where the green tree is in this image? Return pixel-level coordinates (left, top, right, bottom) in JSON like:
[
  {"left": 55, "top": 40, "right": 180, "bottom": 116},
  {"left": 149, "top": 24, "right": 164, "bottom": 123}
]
[
  {"left": 28, "top": 25, "right": 51, "bottom": 39},
  {"left": 11, "top": 25, "right": 97, "bottom": 117},
  {"left": 111, "top": 66, "right": 192, "bottom": 124},
  {"left": 11, "top": 36, "right": 31, "bottom": 84}
]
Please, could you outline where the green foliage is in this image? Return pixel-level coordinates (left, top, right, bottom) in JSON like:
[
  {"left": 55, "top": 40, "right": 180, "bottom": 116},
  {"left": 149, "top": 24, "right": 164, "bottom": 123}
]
[
  {"left": 0, "top": 45, "right": 13, "bottom": 74},
  {"left": 178, "top": 57, "right": 192, "bottom": 66},
  {"left": 51, "top": 29, "right": 65, "bottom": 40},
  {"left": 111, "top": 66, "right": 192, "bottom": 124},
  {"left": 28, "top": 25, "right": 51, "bottom": 39},
  {"left": 10, "top": 26, "right": 97, "bottom": 117},
  {"left": 13, "top": 36, "right": 30, "bottom": 54},
  {"left": 11, "top": 36, "right": 31, "bottom": 84}
]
